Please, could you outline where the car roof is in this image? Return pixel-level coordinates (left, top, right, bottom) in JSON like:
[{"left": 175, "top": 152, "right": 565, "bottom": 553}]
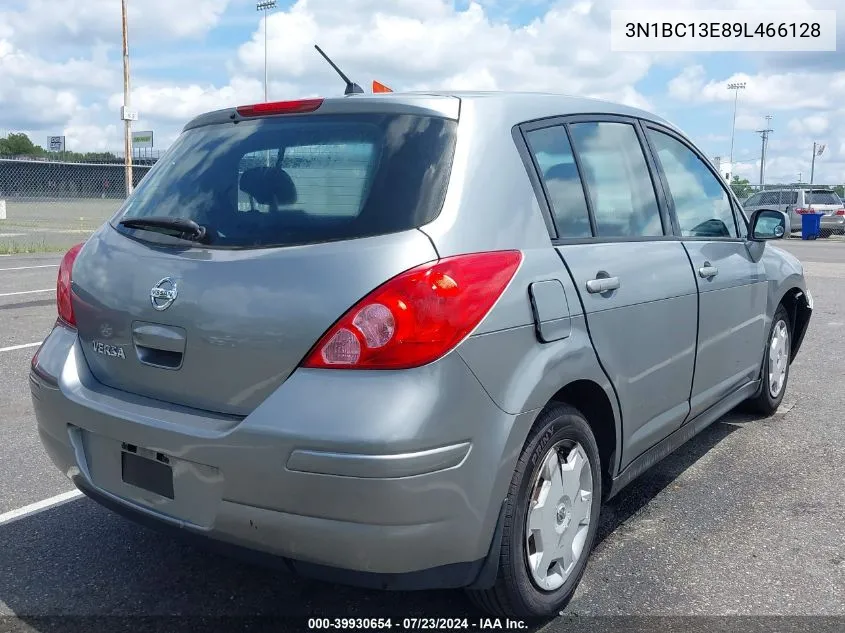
[
  {"left": 372, "top": 90, "right": 671, "bottom": 123},
  {"left": 184, "top": 90, "right": 679, "bottom": 134}
]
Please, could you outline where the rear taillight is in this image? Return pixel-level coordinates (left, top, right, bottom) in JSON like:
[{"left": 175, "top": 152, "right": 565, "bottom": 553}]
[
  {"left": 795, "top": 208, "right": 811, "bottom": 214},
  {"left": 236, "top": 98, "right": 324, "bottom": 117},
  {"left": 302, "top": 251, "right": 523, "bottom": 370},
  {"left": 835, "top": 209, "right": 845, "bottom": 216},
  {"left": 57, "top": 242, "right": 84, "bottom": 328}
]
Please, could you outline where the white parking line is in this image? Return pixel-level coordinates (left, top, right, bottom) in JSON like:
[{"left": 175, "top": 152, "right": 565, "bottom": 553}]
[
  {"left": 0, "top": 288, "right": 52, "bottom": 297},
  {"left": 0, "top": 264, "right": 58, "bottom": 272},
  {"left": 0, "top": 490, "right": 83, "bottom": 526},
  {"left": 0, "top": 341, "right": 42, "bottom": 353}
]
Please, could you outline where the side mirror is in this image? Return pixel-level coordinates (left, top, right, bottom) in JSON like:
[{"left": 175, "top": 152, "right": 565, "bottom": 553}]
[{"left": 749, "top": 209, "right": 786, "bottom": 241}]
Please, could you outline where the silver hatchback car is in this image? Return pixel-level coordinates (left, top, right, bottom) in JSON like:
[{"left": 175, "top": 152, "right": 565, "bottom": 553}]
[{"left": 31, "top": 91, "right": 812, "bottom": 619}]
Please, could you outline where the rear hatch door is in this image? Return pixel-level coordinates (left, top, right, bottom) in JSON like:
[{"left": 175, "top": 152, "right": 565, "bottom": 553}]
[
  {"left": 806, "top": 189, "right": 842, "bottom": 215},
  {"left": 71, "top": 101, "right": 458, "bottom": 416}
]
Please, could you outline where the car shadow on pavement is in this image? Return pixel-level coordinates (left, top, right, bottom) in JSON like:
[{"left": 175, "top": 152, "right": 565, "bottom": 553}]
[
  {"left": 594, "top": 415, "right": 744, "bottom": 547},
  {"left": 0, "top": 415, "right": 749, "bottom": 631}
]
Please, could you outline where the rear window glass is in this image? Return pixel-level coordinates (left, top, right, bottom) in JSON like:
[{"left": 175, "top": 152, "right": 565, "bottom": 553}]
[
  {"left": 807, "top": 190, "right": 841, "bottom": 205},
  {"left": 114, "top": 114, "right": 458, "bottom": 248}
]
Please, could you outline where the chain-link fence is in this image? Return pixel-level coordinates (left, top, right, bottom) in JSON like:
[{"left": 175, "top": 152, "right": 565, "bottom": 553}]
[
  {"left": 730, "top": 183, "right": 845, "bottom": 240},
  {"left": 2, "top": 154, "right": 845, "bottom": 254},
  {"left": 0, "top": 157, "right": 154, "bottom": 253}
]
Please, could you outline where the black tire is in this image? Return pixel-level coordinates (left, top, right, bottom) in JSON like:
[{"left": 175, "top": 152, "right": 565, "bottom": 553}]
[
  {"left": 466, "top": 404, "right": 602, "bottom": 620},
  {"left": 744, "top": 304, "right": 792, "bottom": 416}
]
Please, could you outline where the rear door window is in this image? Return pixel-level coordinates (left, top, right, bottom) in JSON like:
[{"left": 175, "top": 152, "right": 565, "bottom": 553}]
[
  {"left": 524, "top": 126, "right": 592, "bottom": 239},
  {"left": 759, "top": 191, "right": 780, "bottom": 206},
  {"left": 781, "top": 191, "right": 799, "bottom": 204},
  {"left": 115, "top": 114, "right": 458, "bottom": 248},
  {"left": 568, "top": 121, "right": 664, "bottom": 238}
]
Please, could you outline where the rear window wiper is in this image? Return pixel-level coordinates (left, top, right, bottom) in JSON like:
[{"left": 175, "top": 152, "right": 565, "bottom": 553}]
[{"left": 119, "top": 217, "right": 208, "bottom": 243}]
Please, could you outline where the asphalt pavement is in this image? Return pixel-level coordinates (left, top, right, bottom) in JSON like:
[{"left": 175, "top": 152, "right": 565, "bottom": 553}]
[{"left": 0, "top": 240, "right": 843, "bottom": 632}]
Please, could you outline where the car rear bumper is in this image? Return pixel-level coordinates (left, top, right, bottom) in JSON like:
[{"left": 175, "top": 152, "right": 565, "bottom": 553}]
[
  {"left": 820, "top": 215, "right": 845, "bottom": 232},
  {"left": 30, "top": 323, "right": 533, "bottom": 588}
]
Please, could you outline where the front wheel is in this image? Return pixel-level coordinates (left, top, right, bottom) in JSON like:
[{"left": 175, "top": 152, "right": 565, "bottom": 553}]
[
  {"left": 745, "top": 305, "right": 792, "bottom": 415},
  {"left": 466, "top": 404, "right": 602, "bottom": 619}
]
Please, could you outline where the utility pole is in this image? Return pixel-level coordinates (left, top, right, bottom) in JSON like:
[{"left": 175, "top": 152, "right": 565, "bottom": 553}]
[
  {"left": 799, "top": 172, "right": 803, "bottom": 183},
  {"left": 257, "top": 1, "right": 277, "bottom": 102},
  {"left": 121, "top": 0, "right": 134, "bottom": 196},
  {"left": 727, "top": 82, "right": 746, "bottom": 179},
  {"left": 756, "top": 115, "right": 773, "bottom": 186}
]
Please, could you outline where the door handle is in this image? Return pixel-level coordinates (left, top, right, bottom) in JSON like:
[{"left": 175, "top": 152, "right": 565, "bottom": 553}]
[
  {"left": 698, "top": 263, "right": 718, "bottom": 279},
  {"left": 586, "top": 276, "right": 620, "bottom": 294}
]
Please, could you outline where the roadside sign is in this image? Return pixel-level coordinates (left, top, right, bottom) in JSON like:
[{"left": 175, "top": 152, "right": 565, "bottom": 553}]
[
  {"left": 121, "top": 106, "right": 139, "bottom": 121},
  {"left": 132, "top": 131, "right": 154, "bottom": 149},
  {"left": 48, "top": 136, "right": 66, "bottom": 152}
]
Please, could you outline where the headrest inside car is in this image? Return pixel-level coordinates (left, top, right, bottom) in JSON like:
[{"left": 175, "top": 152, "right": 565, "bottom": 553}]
[{"left": 239, "top": 166, "right": 297, "bottom": 206}]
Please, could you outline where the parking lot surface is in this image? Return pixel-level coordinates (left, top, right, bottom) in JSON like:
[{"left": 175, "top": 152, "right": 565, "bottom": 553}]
[{"left": 0, "top": 240, "right": 843, "bottom": 631}]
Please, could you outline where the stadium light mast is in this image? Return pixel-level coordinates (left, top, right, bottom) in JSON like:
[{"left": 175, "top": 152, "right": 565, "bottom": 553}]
[
  {"left": 257, "top": 1, "right": 277, "bottom": 102},
  {"left": 121, "top": 0, "right": 134, "bottom": 195},
  {"left": 727, "top": 82, "right": 746, "bottom": 179}
]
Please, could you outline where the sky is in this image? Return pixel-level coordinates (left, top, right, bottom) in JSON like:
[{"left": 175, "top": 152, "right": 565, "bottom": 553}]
[{"left": 0, "top": 0, "right": 843, "bottom": 185}]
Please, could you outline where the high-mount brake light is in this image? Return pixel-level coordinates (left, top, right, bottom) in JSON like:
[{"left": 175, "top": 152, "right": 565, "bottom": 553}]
[
  {"left": 302, "top": 251, "right": 523, "bottom": 370},
  {"left": 236, "top": 98, "right": 324, "bottom": 117},
  {"left": 57, "top": 242, "right": 85, "bottom": 328}
]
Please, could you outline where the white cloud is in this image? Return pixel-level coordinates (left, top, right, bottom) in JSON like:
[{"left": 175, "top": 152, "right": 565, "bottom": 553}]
[
  {"left": 0, "top": 0, "right": 843, "bottom": 187},
  {"left": 235, "top": 0, "right": 654, "bottom": 106},
  {"left": 788, "top": 114, "right": 830, "bottom": 136},
  {"left": 0, "top": 0, "right": 231, "bottom": 48}
]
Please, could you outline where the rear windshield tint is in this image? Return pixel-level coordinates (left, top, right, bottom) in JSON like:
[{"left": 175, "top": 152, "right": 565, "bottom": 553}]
[
  {"left": 807, "top": 190, "right": 841, "bottom": 205},
  {"left": 114, "top": 113, "right": 458, "bottom": 248}
]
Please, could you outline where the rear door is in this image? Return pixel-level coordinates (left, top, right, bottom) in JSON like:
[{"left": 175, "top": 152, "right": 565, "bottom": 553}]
[
  {"left": 521, "top": 116, "right": 699, "bottom": 468},
  {"left": 642, "top": 124, "right": 768, "bottom": 419},
  {"left": 71, "top": 107, "right": 459, "bottom": 416}
]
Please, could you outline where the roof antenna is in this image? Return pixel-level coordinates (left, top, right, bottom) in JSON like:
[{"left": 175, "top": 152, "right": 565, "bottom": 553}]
[{"left": 314, "top": 44, "right": 364, "bottom": 96}]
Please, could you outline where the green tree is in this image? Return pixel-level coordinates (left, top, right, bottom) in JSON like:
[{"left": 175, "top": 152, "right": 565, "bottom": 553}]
[
  {"left": 0, "top": 132, "right": 44, "bottom": 156},
  {"left": 730, "top": 176, "right": 753, "bottom": 199}
]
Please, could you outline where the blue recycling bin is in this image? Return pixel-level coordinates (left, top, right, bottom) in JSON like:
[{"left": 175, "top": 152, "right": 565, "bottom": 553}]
[{"left": 801, "top": 213, "right": 823, "bottom": 240}]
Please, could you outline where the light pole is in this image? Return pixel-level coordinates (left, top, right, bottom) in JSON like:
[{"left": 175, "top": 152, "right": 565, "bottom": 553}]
[
  {"left": 257, "top": 1, "right": 277, "bottom": 102},
  {"left": 810, "top": 142, "right": 825, "bottom": 185},
  {"left": 727, "top": 82, "right": 746, "bottom": 180},
  {"left": 121, "top": 0, "right": 134, "bottom": 195}
]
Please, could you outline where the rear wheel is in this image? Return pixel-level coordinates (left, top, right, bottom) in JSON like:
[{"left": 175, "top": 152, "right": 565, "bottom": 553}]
[
  {"left": 744, "top": 305, "right": 791, "bottom": 415},
  {"left": 467, "top": 404, "right": 602, "bottom": 619}
]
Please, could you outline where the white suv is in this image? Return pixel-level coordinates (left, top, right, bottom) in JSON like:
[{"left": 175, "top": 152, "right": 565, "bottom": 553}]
[{"left": 743, "top": 188, "right": 845, "bottom": 236}]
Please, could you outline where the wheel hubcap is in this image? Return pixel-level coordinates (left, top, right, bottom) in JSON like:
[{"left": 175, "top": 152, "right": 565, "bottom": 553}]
[
  {"left": 525, "top": 441, "right": 593, "bottom": 591},
  {"left": 768, "top": 319, "right": 790, "bottom": 398}
]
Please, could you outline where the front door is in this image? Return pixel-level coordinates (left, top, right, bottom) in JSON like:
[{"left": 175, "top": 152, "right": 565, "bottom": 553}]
[{"left": 643, "top": 125, "right": 768, "bottom": 420}]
